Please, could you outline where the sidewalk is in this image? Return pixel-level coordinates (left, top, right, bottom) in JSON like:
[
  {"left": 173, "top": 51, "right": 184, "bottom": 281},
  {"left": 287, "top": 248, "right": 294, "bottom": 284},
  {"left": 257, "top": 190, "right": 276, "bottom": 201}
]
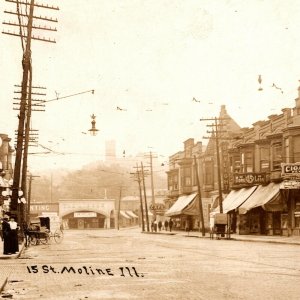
[
  {"left": 145, "top": 229, "right": 300, "bottom": 245},
  {"left": 0, "top": 241, "right": 25, "bottom": 293}
]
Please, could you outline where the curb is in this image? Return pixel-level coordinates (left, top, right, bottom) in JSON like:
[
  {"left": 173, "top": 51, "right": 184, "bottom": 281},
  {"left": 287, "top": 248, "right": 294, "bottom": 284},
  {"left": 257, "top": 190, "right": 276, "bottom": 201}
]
[{"left": 141, "top": 231, "right": 300, "bottom": 245}]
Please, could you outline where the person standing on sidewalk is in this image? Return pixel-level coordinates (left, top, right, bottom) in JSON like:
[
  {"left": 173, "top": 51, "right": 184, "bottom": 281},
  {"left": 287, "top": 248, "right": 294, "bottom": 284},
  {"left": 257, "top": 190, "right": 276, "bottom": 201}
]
[
  {"left": 169, "top": 219, "right": 173, "bottom": 232},
  {"left": 8, "top": 217, "right": 19, "bottom": 254},
  {"left": 1, "top": 215, "right": 11, "bottom": 255}
]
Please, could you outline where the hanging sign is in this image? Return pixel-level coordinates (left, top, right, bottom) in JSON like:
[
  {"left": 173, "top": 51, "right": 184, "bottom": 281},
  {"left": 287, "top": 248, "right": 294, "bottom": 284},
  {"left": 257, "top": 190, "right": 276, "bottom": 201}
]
[{"left": 233, "top": 173, "right": 266, "bottom": 186}]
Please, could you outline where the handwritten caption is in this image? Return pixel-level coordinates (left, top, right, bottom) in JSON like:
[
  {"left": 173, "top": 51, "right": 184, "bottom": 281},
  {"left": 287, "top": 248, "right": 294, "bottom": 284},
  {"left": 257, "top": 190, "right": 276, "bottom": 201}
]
[{"left": 26, "top": 265, "right": 144, "bottom": 277}]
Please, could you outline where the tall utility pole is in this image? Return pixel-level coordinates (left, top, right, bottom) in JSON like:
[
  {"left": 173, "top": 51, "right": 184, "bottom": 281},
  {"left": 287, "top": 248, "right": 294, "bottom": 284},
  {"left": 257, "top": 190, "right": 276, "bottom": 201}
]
[
  {"left": 131, "top": 164, "right": 145, "bottom": 232},
  {"left": 200, "top": 117, "right": 228, "bottom": 214},
  {"left": 141, "top": 162, "right": 150, "bottom": 232},
  {"left": 144, "top": 151, "right": 157, "bottom": 218},
  {"left": 26, "top": 173, "right": 40, "bottom": 223},
  {"left": 194, "top": 156, "right": 205, "bottom": 236},
  {"left": 3, "top": 0, "right": 59, "bottom": 223},
  {"left": 116, "top": 186, "right": 122, "bottom": 230}
]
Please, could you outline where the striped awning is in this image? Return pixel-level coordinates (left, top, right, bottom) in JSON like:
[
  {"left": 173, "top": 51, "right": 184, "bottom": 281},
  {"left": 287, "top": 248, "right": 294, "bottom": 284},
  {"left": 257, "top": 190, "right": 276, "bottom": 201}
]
[
  {"left": 120, "top": 210, "right": 131, "bottom": 219},
  {"left": 126, "top": 210, "right": 138, "bottom": 218},
  {"left": 239, "top": 183, "right": 281, "bottom": 214}
]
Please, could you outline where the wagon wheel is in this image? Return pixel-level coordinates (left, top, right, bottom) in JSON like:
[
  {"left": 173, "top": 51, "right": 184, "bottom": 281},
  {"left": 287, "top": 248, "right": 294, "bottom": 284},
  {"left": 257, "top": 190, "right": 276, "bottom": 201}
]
[
  {"left": 29, "top": 235, "right": 37, "bottom": 246},
  {"left": 53, "top": 229, "right": 64, "bottom": 244},
  {"left": 40, "top": 232, "right": 50, "bottom": 244}
]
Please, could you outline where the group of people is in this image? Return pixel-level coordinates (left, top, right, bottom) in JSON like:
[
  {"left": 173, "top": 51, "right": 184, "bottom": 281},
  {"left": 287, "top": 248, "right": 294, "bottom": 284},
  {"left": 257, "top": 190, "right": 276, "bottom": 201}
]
[
  {"left": 151, "top": 219, "right": 174, "bottom": 232},
  {"left": 0, "top": 214, "right": 19, "bottom": 255}
]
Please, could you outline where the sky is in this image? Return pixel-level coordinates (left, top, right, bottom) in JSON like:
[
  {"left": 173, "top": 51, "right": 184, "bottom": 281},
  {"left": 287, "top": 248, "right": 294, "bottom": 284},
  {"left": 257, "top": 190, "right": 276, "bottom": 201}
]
[{"left": 1, "top": 0, "right": 300, "bottom": 172}]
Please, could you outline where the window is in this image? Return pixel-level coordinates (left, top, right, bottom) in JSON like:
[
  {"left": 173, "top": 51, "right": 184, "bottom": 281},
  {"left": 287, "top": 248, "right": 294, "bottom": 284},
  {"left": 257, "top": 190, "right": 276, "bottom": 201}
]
[
  {"left": 181, "top": 167, "right": 191, "bottom": 187},
  {"left": 272, "top": 142, "right": 282, "bottom": 171},
  {"left": 204, "top": 160, "right": 213, "bottom": 185},
  {"left": 230, "top": 153, "right": 240, "bottom": 173},
  {"left": 240, "top": 150, "right": 253, "bottom": 173},
  {"left": 260, "top": 147, "right": 270, "bottom": 172}
]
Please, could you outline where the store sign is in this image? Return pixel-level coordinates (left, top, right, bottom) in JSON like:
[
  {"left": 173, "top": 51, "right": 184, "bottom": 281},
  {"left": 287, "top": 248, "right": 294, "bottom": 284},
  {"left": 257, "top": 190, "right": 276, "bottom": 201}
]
[
  {"left": 30, "top": 203, "right": 59, "bottom": 213},
  {"left": 149, "top": 203, "right": 165, "bottom": 211},
  {"left": 221, "top": 142, "right": 230, "bottom": 193},
  {"left": 74, "top": 212, "right": 97, "bottom": 218},
  {"left": 281, "top": 163, "right": 300, "bottom": 178},
  {"left": 280, "top": 180, "right": 300, "bottom": 189},
  {"left": 233, "top": 173, "right": 266, "bottom": 185}
]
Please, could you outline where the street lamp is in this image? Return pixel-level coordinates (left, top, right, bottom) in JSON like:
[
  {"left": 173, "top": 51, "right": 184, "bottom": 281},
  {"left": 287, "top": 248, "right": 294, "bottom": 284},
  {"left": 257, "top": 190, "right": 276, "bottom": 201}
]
[{"left": 88, "top": 114, "right": 99, "bottom": 136}]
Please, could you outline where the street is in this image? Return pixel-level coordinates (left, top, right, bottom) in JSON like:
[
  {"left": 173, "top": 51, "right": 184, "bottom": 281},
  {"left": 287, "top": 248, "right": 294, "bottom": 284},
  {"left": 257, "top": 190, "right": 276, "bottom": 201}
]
[{"left": 1, "top": 228, "right": 300, "bottom": 299}]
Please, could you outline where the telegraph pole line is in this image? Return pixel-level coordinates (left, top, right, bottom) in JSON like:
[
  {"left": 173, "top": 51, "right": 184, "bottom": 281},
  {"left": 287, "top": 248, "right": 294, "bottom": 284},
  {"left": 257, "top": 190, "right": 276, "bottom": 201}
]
[
  {"left": 131, "top": 164, "right": 145, "bottom": 232},
  {"left": 200, "top": 117, "right": 229, "bottom": 214},
  {"left": 141, "top": 162, "right": 150, "bottom": 232},
  {"left": 144, "top": 151, "right": 157, "bottom": 218},
  {"left": 3, "top": 0, "right": 59, "bottom": 222},
  {"left": 194, "top": 156, "right": 205, "bottom": 236},
  {"left": 116, "top": 186, "right": 122, "bottom": 230}
]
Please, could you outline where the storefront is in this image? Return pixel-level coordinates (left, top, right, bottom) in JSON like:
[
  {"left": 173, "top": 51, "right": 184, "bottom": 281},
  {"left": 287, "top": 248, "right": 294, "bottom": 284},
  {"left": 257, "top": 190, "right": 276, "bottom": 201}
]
[
  {"left": 165, "top": 193, "right": 211, "bottom": 231},
  {"left": 280, "top": 163, "right": 300, "bottom": 236},
  {"left": 238, "top": 182, "right": 287, "bottom": 235},
  {"left": 59, "top": 199, "right": 115, "bottom": 229}
]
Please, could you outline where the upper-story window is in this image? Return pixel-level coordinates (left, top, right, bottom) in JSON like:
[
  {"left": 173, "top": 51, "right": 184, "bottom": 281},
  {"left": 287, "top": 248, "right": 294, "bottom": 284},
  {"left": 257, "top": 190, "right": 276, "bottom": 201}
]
[
  {"left": 260, "top": 146, "right": 270, "bottom": 172},
  {"left": 204, "top": 159, "right": 213, "bottom": 185},
  {"left": 181, "top": 167, "right": 191, "bottom": 187},
  {"left": 241, "top": 150, "right": 253, "bottom": 173},
  {"left": 230, "top": 153, "right": 241, "bottom": 173},
  {"left": 272, "top": 142, "right": 282, "bottom": 171}
]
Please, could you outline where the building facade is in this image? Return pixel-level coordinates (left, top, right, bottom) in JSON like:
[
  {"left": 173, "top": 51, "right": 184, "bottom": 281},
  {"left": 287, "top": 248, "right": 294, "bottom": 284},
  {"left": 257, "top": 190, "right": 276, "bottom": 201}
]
[
  {"left": 0, "top": 134, "right": 14, "bottom": 217},
  {"left": 166, "top": 91, "right": 300, "bottom": 236}
]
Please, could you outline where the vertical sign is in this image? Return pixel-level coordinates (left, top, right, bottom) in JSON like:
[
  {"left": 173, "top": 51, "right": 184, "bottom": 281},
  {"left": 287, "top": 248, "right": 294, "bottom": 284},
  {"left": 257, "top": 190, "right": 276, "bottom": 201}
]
[{"left": 221, "top": 142, "right": 230, "bottom": 193}]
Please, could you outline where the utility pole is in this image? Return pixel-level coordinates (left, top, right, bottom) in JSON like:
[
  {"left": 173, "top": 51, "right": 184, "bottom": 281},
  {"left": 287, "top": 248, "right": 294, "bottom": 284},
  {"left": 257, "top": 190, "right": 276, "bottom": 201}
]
[
  {"left": 26, "top": 173, "right": 40, "bottom": 223},
  {"left": 3, "top": 0, "right": 59, "bottom": 223},
  {"left": 144, "top": 151, "right": 157, "bottom": 218},
  {"left": 194, "top": 156, "right": 205, "bottom": 236},
  {"left": 200, "top": 117, "right": 229, "bottom": 214},
  {"left": 141, "top": 162, "right": 150, "bottom": 232},
  {"left": 116, "top": 186, "right": 122, "bottom": 230},
  {"left": 131, "top": 164, "right": 145, "bottom": 232}
]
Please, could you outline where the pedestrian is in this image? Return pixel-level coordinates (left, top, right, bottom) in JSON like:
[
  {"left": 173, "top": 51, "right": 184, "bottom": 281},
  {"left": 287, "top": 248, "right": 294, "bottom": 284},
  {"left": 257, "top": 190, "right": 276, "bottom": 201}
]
[
  {"left": 158, "top": 220, "right": 162, "bottom": 231},
  {"left": 8, "top": 217, "right": 19, "bottom": 254},
  {"left": 164, "top": 220, "right": 169, "bottom": 231},
  {"left": 169, "top": 219, "right": 173, "bottom": 232},
  {"left": 154, "top": 220, "right": 158, "bottom": 232},
  {"left": 151, "top": 221, "right": 154, "bottom": 232},
  {"left": 1, "top": 215, "right": 11, "bottom": 255}
]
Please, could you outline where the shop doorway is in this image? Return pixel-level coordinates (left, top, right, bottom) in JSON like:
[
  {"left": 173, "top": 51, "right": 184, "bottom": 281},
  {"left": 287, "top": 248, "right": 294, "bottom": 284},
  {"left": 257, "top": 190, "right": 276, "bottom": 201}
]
[{"left": 78, "top": 219, "right": 84, "bottom": 229}]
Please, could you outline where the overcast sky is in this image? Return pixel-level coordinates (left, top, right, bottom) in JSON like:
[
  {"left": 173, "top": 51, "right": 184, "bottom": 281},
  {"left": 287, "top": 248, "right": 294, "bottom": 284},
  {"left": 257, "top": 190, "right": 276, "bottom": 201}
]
[{"left": 1, "top": 0, "right": 300, "bottom": 172}]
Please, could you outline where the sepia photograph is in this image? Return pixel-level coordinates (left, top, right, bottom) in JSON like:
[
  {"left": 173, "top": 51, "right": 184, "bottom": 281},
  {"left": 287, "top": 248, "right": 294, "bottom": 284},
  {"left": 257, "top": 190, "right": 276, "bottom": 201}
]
[{"left": 1, "top": 0, "right": 300, "bottom": 299}]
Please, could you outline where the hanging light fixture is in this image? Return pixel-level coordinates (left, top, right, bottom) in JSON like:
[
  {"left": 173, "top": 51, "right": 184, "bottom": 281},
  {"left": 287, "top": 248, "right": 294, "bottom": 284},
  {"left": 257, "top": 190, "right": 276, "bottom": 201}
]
[{"left": 88, "top": 114, "right": 99, "bottom": 136}]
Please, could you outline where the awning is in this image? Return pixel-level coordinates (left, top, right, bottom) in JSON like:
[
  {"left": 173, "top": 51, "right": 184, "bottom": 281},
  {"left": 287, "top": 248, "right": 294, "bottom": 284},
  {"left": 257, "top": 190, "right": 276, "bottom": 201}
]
[
  {"left": 165, "top": 193, "right": 197, "bottom": 217},
  {"left": 126, "top": 210, "right": 138, "bottom": 218},
  {"left": 213, "top": 186, "right": 258, "bottom": 214},
  {"left": 119, "top": 210, "right": 131, "bottom": 219},
  {"left": 239, "top": 183, "right": 281, "bottom": 214},
  {"left": 183, "top": 196, "right": 212, "bottom": 215}
]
